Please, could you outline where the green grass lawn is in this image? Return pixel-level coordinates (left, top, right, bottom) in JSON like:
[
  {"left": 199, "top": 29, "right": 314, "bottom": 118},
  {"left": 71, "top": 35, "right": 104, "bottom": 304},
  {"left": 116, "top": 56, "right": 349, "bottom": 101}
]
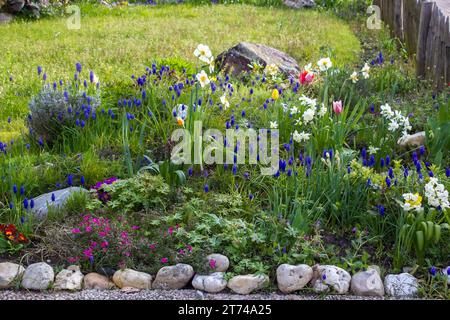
[{"left": 0, "top": 3, "right": 360, "bottom": 133}]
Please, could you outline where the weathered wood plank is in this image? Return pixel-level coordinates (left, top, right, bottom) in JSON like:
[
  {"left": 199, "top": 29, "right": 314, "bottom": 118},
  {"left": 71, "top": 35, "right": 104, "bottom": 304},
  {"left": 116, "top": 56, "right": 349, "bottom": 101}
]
[
  {"left": 375, "top": 0, "right": 450, "bottom": 89},
  {"left": 416, "top": 1, "right": 433, "bottom": 78}
]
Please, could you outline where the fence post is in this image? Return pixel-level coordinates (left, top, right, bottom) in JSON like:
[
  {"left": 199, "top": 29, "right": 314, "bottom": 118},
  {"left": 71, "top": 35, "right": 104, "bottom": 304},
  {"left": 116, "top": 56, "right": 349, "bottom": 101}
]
[{"left": 416, "top": 1, "right": 433, "bottom": 78}]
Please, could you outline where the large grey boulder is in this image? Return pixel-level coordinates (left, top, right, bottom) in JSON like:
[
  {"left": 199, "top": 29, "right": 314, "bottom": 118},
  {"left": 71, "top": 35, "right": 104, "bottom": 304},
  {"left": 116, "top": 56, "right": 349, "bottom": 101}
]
[
  {"left": 384, "top": 273, "right": 418, "bottom": 297},
  {"left": 152, "top": 264, "right": 194, "bottom": 290},
  {"left": 3, "top": 0, "right": 25, "bottom": 13},
  {"left": 276, "top": 264, "right": 313, "bottom": 293},
  {"left": 283, "top": 0, "right": 316, "bottom": 9},
  {"left": 216, "top": 42, "right": 300, "bottom": 77},
  {"left": 54, "top": 265, "right": 84, "bottom": 291},
  {"left": 311, "top": 265, "right": 351, "bottom": 294},
  {"left": 31, "top": 187, "right": 89, "bottom": 218},
  {"left": 83, "top": 273, "right": 115, "bottom": 290},
  {"left": 397, "top": 131, "right": 425, "bottom": 148},
  {"left": 112, "top": 269, "right": 152, "bottom": 289},
  {"left": 350, "top": 267, "right": 384, "bottom": 297},
  {"left": 205, "top": 254, "right": 229, "bottom": 273},
  {"left": 21, "top": 262, "right": 54, "bottom": 290},
  {"left": 0, "top": 262, "right": 25, "bottom": 289},
  {"left": 192, "top": 272, "right": 227, "bottom": 293},
  {"left": 227, "top": 274, "right": 269, "bottom": 295}
]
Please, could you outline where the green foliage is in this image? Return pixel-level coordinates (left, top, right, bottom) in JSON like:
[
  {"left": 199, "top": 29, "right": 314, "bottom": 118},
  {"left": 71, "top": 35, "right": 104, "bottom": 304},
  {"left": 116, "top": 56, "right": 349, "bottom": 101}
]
[
  {"left": 396, "top": 209, "right": 449, "bottom": 267},
  {"left": 100, "top": 172, "right": 170, "bottom": 213},
  {"left": 426, "top": 99, "right": 450, "bottom": 167}
]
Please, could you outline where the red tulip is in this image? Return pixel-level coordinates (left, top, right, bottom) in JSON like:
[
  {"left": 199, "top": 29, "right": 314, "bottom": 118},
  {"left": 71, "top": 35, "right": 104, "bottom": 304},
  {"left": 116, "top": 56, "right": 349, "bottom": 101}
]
[{"left": 299, "top": 70, "right": 314, "bottom": 85}]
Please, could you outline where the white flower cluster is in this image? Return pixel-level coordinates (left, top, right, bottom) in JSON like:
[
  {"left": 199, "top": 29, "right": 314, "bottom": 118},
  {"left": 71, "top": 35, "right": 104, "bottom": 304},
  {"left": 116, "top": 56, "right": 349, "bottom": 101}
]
[
  {"left": 424, "top": 178, "right": 450, "bottom": 210},
  {"left": 380, "top": 103, "right": 412, "bottom": 137},
  {"left": 402, "top": 193, "right": 422, "bottom": 212},
  {"left": 293, "top": 130, "right": 310, "bottom": 143}
]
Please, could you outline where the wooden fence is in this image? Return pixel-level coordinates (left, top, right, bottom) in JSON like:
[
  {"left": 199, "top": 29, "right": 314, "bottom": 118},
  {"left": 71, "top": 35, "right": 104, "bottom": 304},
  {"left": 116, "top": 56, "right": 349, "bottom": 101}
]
[{"left": 373, "top": 0, "right": 449, "bottom": 90}]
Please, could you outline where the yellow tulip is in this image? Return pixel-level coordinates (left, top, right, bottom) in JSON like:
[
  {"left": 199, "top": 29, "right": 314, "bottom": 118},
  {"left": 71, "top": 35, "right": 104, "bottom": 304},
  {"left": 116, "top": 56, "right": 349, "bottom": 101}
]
[{"left": 272, "top": 89, "right": 279, "bottom": 100}]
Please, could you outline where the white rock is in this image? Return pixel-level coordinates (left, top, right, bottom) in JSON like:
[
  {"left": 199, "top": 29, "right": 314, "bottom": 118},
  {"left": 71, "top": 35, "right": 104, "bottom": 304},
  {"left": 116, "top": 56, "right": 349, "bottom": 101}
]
[
  {"left": 206, "top": 254, "right": 229, "bottom": 272},
  {"left": 21, "top": 262, "right": 54, "bottom": 290},
  {"left": 443, "top": 267, "right": 450, "bottom": 285},
  {"left": 192, "top": 272, "right": 227, "bottom": 293},
  {"left": 152, "top": 264, "right": 194, "bottom": 290},
  {"left": 54, "top": 265, "right": 84, "bottom": 291},
  {"left": 31, "top": 187, "right": 89, "bottom": 219},
  {"left": 397, "top": 131, "right": 425, "bottom": 148},
  {"left": 0, "top": 262, "right": 25, "bottom": 289},
  {"left": 351, "top": 267, "right": 384, "bottom": 296},
  {"left": 227, "top": 274, "right": 269, "bottom": 295},
  {"left": 384, "top": 273, "right": 418, "bottom": 297},
  {"left": 312, "top": 265, "right": 351, "bottom": 294},
  {"left": 113, "top": 269, "right": 152, "bottom": 289},
  {"left": 276, "top": 264, "right": 313, "bottom": 293}
]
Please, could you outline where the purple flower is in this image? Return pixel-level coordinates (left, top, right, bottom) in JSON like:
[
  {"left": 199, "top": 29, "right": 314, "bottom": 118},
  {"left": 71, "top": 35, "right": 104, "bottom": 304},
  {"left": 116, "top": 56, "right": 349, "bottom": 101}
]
[
  {"left": 51, "top": 193, "right": 56, "bottom": 202},
  {"left": 23, "top": 198, "right": 29, "bottom": 209},
  {"left": 429, "top": 266, "right": 437, "bottom": 276},
  {"left": 67, "top": 174, "right": 73, "bottom": 186},
  {"left": 388, "top": 167, "right": 394, "bottom": 178},
  {"left": 377, "top": 205, "right": 385, "bottom": 216},
  {"left": 419, "top": 145, "right": 425, "bottom": 155},
  {"left": 37, "top": 66, "right": 42, "bottom": 75},
  {"left": 76, "top": 62, "right": 82, "bottom": 73},
  {"left": 385, "top": 177, "right": 391, "bottom": 188},
  {"left": 204, "top": 184, "right": 209, "bottom": 193}
]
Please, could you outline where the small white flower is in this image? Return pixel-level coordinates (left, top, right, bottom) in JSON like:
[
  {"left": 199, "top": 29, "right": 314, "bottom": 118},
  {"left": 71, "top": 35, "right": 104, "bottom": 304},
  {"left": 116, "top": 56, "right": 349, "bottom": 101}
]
[
  {"left": 317, "top": 58, "right": 332, "bottom": 72},
  {"left": 208, "top": 56, "right": 215, "bottom": 73},
  {"left": 350, "top": 71, "right": 359, "bottom": 83},
  {"left": 293, "top": 130, "right": 310, "bottom": 143},
  {"left": 220, "top": 94, "right": 229, "bottom": 109},
  {"left": 290, "top": 106, "right": 299, "bottom": 115},
  {"left": 299, "top": 95, "right": 317, "bottom": 108},
  {"left": 264, "top": 64, "right": 279, "bottom": 76},
  {"left": 318, "top": 103, "right": 327, "bottom": 117},
  {"left": 361, "top": 63, "right": 370, "bottom": 79},
  {"left": 196, "top": 70, "right": 210, "bottom": 88},
  {"left": 270, "top": 121, "right": 278, "bottom": 129},
  {"left": 304, "top": 63, "right": 313, "bottom": 73},
  {"left": 368, "top": 146, "right": 380, "bottom": 155},
  {"left": 194, "top": 44, "right": 213, "bottom": 63},
  {"left": 302, "top": 108, "right": 315, "bottom": 124},
  {"left": 388, "top": 120, "right": 400, "bottom": 132}
]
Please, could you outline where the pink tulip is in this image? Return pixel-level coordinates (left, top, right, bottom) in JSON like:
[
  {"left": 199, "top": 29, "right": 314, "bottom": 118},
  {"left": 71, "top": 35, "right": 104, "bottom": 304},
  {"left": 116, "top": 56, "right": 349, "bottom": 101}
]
[{"left": 333, "top": 100, "right": 343, "bottom": 115}]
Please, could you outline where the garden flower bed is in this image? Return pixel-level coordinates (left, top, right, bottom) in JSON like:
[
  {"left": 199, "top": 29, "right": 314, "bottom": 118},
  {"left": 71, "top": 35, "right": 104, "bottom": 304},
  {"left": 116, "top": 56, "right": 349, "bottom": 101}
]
[{"left": 0, "top": 1, "right": 449, "bottom": 301}]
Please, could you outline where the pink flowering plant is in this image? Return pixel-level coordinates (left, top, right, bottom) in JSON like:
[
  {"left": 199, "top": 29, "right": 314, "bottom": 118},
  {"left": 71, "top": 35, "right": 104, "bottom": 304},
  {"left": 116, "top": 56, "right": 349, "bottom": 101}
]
[{"left": 68, "top": 212, "right": 197, "bottom": 272}]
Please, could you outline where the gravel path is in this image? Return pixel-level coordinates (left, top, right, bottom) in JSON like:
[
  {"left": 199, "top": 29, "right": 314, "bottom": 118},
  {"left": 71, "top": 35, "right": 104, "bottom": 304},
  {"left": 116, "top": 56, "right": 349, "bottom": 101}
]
[{"left": 0, "top": 289, "right": 416, "bottom": 300}]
